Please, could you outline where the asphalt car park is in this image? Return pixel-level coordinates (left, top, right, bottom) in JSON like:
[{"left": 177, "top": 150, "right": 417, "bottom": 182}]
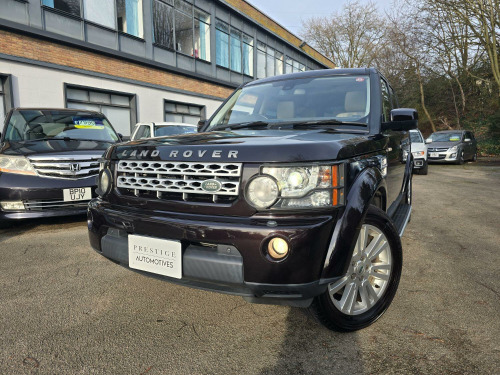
[{"left": 0, "top": 159, "right": 499, "bottom": 375}]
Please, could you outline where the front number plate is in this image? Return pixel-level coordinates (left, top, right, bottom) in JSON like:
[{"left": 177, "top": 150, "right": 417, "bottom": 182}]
[
  {"left": 63, "top": 187, "right": 91, "bottom": 201},
  {"left": 430, "top": 152, "right": 439, "bottom": 158},
  {"left": 128, "top": 235, "right": 182, "bottom": 279}
]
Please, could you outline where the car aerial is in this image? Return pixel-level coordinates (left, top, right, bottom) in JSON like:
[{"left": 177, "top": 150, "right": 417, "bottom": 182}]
[
  {"left": 0, "top": 108, "right": 121, "bottom": 225},
  {"left": 404, "top": 129, "right": 428, "bottom": 174},
  {"left": 426, "top": 130, "right": 477, "bottom": 164},
  {"left": 131, "top": 122, "right": 197, "bottom": 141},
  {"left": 88, "top": 68, "right": 417, "bottom": 331}
]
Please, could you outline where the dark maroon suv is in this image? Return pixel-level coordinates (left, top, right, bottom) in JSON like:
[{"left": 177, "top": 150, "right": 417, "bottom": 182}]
[{"left": 88, "top": 68, "right": 417, "bottom": 331}]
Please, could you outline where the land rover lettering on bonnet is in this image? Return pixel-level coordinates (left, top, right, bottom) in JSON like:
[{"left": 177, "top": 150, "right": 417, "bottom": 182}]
[{"left": 88, "top": 68, "right": 417, "bottom": 331}]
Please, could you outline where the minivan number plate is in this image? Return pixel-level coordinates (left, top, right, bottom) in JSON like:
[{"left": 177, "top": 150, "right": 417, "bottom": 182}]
[
  {"left": 430, "top": 152, "right": 439, "bottom": 158},
  {"left": 128, "top": 235, "right": 182, "bottom": 279},
  {"left": 63, "top": 187, "right": 91, "bottom": 201}
]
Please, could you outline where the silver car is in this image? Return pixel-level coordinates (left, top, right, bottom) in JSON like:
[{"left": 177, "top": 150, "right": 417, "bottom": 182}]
[
  {"left": 131, "top": 122, "right": 197, "bottom": 140},
  {"left": 426, "top": 130, "right": 477, "bottom": 164}
]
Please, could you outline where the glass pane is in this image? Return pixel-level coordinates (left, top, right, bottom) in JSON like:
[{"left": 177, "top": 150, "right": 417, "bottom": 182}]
[
  {"left": 101, "top": 106, "right": 131, "bottom": 135},
  {"left": 242, "top": 33, "right": 253, "bottom": 46},
  {"left": 153, "top": 0, "right": 174, "bottom": 49},
  {"left": 215, "top": 19, "right": 229, "bottom": 33},
  {"left": 188, "top": 106, "right": 201, "bottom": 115},
  {"left": 136, "top": 125, "right": 151, "bottom": 139},
  {"left": 286, "top": 63, "right": 293, "bottom": 74},
  {"left": 242, "top": 43, "right": 253, "bottom": 76},
  {"left": 0, "top": 95, "right": 5, "bottom": 125},
  {"left": 175, "top": 10, "right": 194, "bottom": 55},
  {"left": 266, "top": 52, "right": 274, "bottom": 76},
  {"left": 111, "top": 94, "right": 130, "bottom": 106},
  {"left": 67, "top": 102, "right": 100, "bottom": 112},
  {"left": 194, "top": 9, "right": 209, "bottom": 23},
  {"left": 66, "top": 88, "right": 88, "bottom": 101},
  {"left": 266, "top": 46, "right": 274, "bottom": 57},
  {"left": 183, "top": 115, "right": 200, "bottom": 125},
  {"left": 89, "top": 91, "right": 111, "bottom": 104},
  {"left": 165, "top": 113, "right": 183, "bottom": 122},
  {"left": 257, "top": 49, "right": 266, "bottom": 79},
  {"left": 257, "top": 41, "right": 266, "bottom": 52},
  {"left": 299, "top": 63, "right": 305, "bottom": 72},
  {"left": 194, "top": 19, "right": 210, "bottom": 61},
  {"left": 230, "top": 34, "right": 242, "bottom": 73},
  {"left": 174, "top": 0, "right": 191, "bottom": 15},
  {"left": 276, "top": 56, "right": 283, "bottom": 75},
  {"left": 116, "top": 0, "right": 144, "bottom": 38},
  {"left": 165, "top": 102, "right": 176, "bottom": 112},
  {"left": 84, "top": 0, "right": 115, "bottom": 29},
  {"left": 216, "top": 28, "right": 229, "bottom": 68},
  {"left": 42, "top": 0, "right": 80, "bottom": 17},
  {"left": 176, "top": 104, "right": 189, "bottom": 113}
]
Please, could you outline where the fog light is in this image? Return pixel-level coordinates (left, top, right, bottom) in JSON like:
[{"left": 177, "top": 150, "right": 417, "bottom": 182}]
[
  {"left": 268, "top": 237, "right": 289, "bottom": 260},
  {"left": 0, "top": 201, "right": 25, "bottom": 211}
]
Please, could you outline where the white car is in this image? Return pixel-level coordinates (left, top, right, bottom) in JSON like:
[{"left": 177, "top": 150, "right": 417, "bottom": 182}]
[
  {"left": 131, "top": 122, "right": 197, "bottom": 140},
  {"left": 404, "top": 129, "right": 428, "bottom": 175}
]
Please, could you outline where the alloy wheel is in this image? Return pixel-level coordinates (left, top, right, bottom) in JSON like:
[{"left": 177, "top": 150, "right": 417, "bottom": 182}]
[{"left": 328, "top": 224, "right": 392, "bottom": 315}]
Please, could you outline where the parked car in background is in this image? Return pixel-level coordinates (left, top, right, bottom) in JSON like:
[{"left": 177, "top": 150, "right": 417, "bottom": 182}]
[
  {"left": 0, "top": 108, "right": 121, "bottom": 224},
  {"left": 131, "top": 122, "right": 197, "bottom": 140},
  {"left": 404, "top": 129, "right": 428, "bottom": 174},
  {"left": 426, "top": 130, "right": 477, "bottom": 164}
]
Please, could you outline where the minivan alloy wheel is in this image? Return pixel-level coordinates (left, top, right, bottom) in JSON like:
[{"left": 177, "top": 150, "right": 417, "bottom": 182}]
[{"left": 328, "top": 224, "right": 392, "bottom": 315}]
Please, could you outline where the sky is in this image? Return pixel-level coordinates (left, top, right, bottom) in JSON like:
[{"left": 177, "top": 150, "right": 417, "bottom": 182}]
[{"left": 245, "top": 0, "right": 393, "bottom": 36}]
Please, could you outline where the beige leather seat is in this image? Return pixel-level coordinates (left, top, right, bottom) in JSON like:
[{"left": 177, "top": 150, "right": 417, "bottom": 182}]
[{"left": 336, "top": 91, "right": 366, "bottom": 118}]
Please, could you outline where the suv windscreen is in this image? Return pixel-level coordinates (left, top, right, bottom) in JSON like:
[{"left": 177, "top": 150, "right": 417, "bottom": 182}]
[
  {"left": 430, "top": 132, "right": 462, "bottom": 142},
  {"left": 207, "top": 75, "right": 371, "bottom": 130},
  {"left": 3, "top": 110, "right": 119, "bottom": 143}
]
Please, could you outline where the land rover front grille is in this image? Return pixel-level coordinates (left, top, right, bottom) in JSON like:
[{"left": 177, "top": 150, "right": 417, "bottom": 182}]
[
  {"left": 29, "top": 155, "right": 100, "bottom": 179},
  {"left": 116, "top": 160, "right": 242, "bottom": 203}
]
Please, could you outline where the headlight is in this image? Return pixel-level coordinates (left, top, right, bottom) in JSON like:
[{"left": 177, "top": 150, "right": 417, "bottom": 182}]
[
  {"left": 246, "top": 164, "right": 345, "bottom": 209},
  {"left": 246, "top": 175, "right": 279, "bottom": 209},
  {"left": 448, "top": 145, "right": 458, "bottom": 152},
  {"left": 97, "top": 168, "right": 112, "bottom": 196},
  {"left": 412, "top": 151, "right": 425, "bottom": 157},
  {"left": 0, "top": 155, "right": 36, "bottom": 175}
]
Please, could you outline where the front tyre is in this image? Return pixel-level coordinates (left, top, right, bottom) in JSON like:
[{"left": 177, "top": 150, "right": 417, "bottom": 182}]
[
  {"left": 309, "top": 206, "right": 403, "bottom": 331},
  {"left": 419, "top": 161, "right": 428, "bottom": 175}
]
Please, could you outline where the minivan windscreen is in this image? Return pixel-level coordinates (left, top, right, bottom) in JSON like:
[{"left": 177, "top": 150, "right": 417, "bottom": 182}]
[
  {"left": 207, "top": 75, "right": 371, "bottom": 130},
  {"left": 3, "top": 110, "right": 120, "bottom": 143}
]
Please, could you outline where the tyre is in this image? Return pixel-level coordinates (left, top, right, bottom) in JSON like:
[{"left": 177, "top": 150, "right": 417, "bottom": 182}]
[
  {"left": 309, "top": 206, "right": 403, "bottom": 332},
  {"left": 456, "top": 150, "right": 465, "bottom": 165},
  {"left": 420, "top": 161, "right": 428, "bottom": 175},
  {"left": 472, "top": 152, "right": 477, "bottom": 162}
]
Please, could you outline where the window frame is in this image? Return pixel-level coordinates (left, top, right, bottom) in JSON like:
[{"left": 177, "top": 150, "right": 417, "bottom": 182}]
[
  {"left": 64, "top": 83, "right": 137, "bottom": 134},
  {"left": 215, "top": 19, "right": 254, "bottom": 77},
  {"left": 163, "top": 99, "right": 206, "bottom": 125}
]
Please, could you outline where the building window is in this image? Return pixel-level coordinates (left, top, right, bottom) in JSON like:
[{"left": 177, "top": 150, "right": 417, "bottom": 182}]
[
  {"left": 255, "top": 41, "right": 283, "bottom": 78},
  {"left": 285, "top": 57, "right": 306, "bottom": 74},
  {"left": 66, "top": 85, "right": 136, "bottom": 136},
  {"left": 164, "top": 101, "right": 205, "bottom": 125},
  {"left": 83, "top": 0, "right": 115, "bottom": 28},
  {"left": 216, "top": 20, "right": 253, "bottom": 76},
  {"left": 116, "top": 0, "right": 144, "bottom": 38},
  {"left": 257, "top": 41, "right": 266, "bottom": 79},
  {"left": 216, "top": 20, "right": 229, "bottom": 68},
  {"left": 153, "top": 0, "right": 174, "bottom": 50},
  {"left": 153, "top": 0, "right": 210, "bottom": 61},
  {"left": 42, "top": 0, "right": 81, "bottom": 17}
]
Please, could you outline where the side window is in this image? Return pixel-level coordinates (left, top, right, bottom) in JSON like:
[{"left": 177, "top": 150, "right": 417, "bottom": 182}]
[
  {"left": 380, "top": 79, "right": 391, "bottom": 122},
  {"left": 388, "top": 85, "right": 398, "bottom": 108}
]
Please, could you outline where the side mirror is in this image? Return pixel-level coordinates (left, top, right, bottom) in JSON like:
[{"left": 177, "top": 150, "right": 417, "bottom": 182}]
[
  {"left": 197, "top": 120, "right": 207, "bottom": 132},
  {"left": 464, "top": 138, "right": 471, "bottom": 142},
  {"left": 391, "top": 108, "right": 418, "bottom": 121},
  {"left": 425, "top": 138, "right": 432, "bottom": 144},
  {"left": 117, "top": 133, "right": 124, "bottom": 141}
]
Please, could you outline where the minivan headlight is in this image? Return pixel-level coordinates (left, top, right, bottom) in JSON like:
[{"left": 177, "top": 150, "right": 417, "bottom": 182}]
[
  {"left": 448, "top": 145, "right": 458, "bottom": 152},
  {"left": 246, "top": 164, "right": 345, "bottom": 209},
  {"left": 0, "top": 155, "right": 36, "bottom": 175}
]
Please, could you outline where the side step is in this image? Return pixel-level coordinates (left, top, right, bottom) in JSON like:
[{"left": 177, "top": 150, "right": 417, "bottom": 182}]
[{"left": 392, "top": 204, "right": 412, "bottom": 237}]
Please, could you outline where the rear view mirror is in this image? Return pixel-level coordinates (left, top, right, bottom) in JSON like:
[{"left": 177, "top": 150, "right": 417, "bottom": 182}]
[{"left": 425, "top": 138, "right": 432, "bottom": 144}]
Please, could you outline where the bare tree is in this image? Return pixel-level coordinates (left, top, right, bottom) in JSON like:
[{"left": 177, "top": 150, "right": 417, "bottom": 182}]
[{"left": 301, "top": 0, "right": 386, "bottom": 68}]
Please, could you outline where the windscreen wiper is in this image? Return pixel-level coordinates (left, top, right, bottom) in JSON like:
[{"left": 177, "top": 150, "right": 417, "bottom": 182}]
[
  {"left": 210, "top": 121, "right": 269, "bottom": 131},
  {"left": 284, "top": 119, "right": 367, "bottom": 127},
  {"left": 29, "top": 137, "right": 112, "bottom": 143}
]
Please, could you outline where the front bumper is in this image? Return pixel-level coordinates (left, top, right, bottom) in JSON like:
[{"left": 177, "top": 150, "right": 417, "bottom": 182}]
[
  {"left": 412, "top": 157, "right": 426, "bottom": 169},
  {"left": 428, "top": 149, "right": 458, "bottom": 162},
  {"left": 88, "top": 199, "right": 340, "bottom": 306},
  {"left": 0, "top": 172, "right": 97, "bottom": 220}
]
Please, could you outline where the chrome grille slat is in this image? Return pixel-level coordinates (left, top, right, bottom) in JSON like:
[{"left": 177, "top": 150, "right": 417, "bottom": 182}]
[
  {"left": 116, "top": 160, "right": 242, "bottom": 203},
  {"left": 28, "top": 154, "right": 101, "bottom": 179},
  {"left": 24, "top": 199, "right": 90, "bottom": 210}
]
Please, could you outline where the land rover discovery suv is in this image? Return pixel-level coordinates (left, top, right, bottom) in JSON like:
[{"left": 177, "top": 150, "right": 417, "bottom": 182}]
[{"left": 88, "top": 68, "right": 416, "bottom": 331}]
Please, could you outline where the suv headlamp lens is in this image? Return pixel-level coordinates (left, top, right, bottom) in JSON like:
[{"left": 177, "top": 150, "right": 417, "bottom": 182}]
[
  {"left": 97, "top": 168, "right": 112, "bottom": 196},
  {"left": 246, "top": 175, "right": 279, "bottom": 209}
]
